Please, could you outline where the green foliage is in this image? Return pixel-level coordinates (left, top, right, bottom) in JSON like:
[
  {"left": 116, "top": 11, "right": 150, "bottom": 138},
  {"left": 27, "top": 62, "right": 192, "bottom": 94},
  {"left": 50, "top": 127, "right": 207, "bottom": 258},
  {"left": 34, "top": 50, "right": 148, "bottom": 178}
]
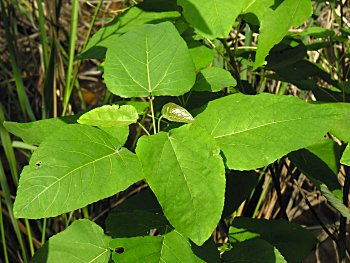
[
  {"left": 4, "top": 0, "right": 350, "bottom": 262},
  {"left": 32, "top": 220, "right": 111, "bottom": 263},
  {"left": 103, "top": 22, "right": 195, "bottom": 97}
]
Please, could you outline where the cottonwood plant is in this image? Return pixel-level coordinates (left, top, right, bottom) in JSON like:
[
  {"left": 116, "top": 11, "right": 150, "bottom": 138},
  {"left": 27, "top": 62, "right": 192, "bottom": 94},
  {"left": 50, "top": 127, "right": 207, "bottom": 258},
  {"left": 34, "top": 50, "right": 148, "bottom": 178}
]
[{"left": 3, "top": 0, "right": 350, "bottom": 262}]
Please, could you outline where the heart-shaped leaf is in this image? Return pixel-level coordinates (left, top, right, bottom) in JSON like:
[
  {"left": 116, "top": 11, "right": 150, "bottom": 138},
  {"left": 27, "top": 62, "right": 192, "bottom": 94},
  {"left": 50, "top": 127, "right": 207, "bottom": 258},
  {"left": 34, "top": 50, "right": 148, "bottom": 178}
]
[
  {"left": 14, "top": 125, "right": 143, "bottom": 218},
  {"left": 104, "top": 22, "right": 196, "bottom": 98}
]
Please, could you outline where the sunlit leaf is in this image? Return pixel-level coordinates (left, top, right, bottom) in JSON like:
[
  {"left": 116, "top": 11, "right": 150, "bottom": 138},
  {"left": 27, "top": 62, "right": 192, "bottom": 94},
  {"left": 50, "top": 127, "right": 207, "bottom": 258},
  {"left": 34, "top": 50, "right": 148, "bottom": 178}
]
[
  {"left": 161, "top": 102, "right": 194, "bottom": 123},
  {"left": 193, "top": 67, "right": 236, "bottom": 92}
]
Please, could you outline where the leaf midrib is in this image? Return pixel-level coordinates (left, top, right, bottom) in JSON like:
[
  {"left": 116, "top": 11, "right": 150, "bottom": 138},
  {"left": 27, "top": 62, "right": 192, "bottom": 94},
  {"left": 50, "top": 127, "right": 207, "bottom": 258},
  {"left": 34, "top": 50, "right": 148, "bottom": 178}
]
[{"left": 17, "top": 151, "right": 117, "bottom": 214}]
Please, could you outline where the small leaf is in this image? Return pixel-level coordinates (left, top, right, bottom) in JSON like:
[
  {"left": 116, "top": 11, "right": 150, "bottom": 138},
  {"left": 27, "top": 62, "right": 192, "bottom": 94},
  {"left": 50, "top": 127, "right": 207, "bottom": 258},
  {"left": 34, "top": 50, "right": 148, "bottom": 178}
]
[
  {"left": 14, "top": 125, "right": 143, "bottom": 218},
  {"left": 31, "top": 220, "right": 111, "bottom": 263},
  {"left": 161, "top": 102, "right": 195, "bottom": 123},
  {"left": 341, "top": 144, "right": 350, "bottom": 166},
  {"left": 136, "top": 124, "right": 225, "bottom": 245},
  {"left": 222, "top": 238, "right": 286, "bottom": 263},
  {"left": 79, "top": 7, "right": 180, "bottom": 59},
  {"left": 229, "top": 217, "right": 317, "bottom": 263},
  {"left": 110, "top": 230, "right": 211, "bottom": 263},
  {"left": 99, "top": 126, "right": 130, "bottom": 147},
  {"left": 3, "top": 115, "right": 79, "bottom": 145},
  {"left": 193, "top": 67, "right": 236, "bottom": 92},
  {"left": 78, "top": 105, "right": 138, "bottom": 127},
  {"left": 188, "top": 42, "right": 215, "bottom": 69},
  {"left": 104, "top": 22, "right": 196, "bottom": 98},
  {"left": 177, "top": 0, "right": 246, "bottom": 39}
]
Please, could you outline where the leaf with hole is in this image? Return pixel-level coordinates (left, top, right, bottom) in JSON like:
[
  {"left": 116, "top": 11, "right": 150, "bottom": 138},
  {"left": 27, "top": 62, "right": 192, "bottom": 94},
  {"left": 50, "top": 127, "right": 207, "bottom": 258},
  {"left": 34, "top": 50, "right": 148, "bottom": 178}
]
[
  {"left": 136, "top": 124, "right": 225, "bottom": 245},
  {"left": 78, "top": 105, "right": 138, "bottom": 127},
  {"left": 14, "top": 124, "right": 143, "bottom": 218},
  {"left": 104, "top": 22, "right": 196, "bottom": 98}
]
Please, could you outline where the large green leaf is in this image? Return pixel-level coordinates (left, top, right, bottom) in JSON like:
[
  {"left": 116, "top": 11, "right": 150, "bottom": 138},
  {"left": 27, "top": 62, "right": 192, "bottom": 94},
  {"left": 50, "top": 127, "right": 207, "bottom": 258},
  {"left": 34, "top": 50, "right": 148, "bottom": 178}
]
[
  {"left": 222, "top": 238, "right": 286, "bottom": 263},
  {"left": 192, "top": 67, "right": 236, "bottom": 92},
  {"left": 78, "top": 105, "right": 138, "bottom": 127},
  {"left": 32, "top": 220, "right": 111, "bottom": 263},
  {"left": 104, "top": 22, "right": 196, "bottom": 98},
  {"left": 188, "top": 42, "right": 215, "bottom": 69},
  {"left": 177, "top": 0, "right": 246, "bottom": 39},
  {"left": 3, "top": 115, "right": 79, "bottom": 145},
  {"left": 110, "top": 230, "right": 217, "bottom": 262},
  {"left": 136, "top": 124, "right": 225, "bottom": 245},
  {"left": 195, "top": 93, "right": 345, "bottom": 170},
  {"left": 254, "top": 0, "right": 313, "bottom": 69},
  {"left": 14, "top": 125, "right": 143, "bottom": 218},
  {"left": 79, "top": 7, "right": 180, "bottom": 59},
  {"left": 241, "top": 0, "right": 274, "bottom": 26},
  {"left": 229, "top": 217, "right": 317, "bottom": 263}
]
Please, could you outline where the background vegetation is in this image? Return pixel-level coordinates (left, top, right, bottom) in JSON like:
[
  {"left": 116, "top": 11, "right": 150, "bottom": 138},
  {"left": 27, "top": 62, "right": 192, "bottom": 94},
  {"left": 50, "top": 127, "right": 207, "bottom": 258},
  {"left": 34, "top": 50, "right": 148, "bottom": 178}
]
[{"left": 0, "top": 0, "right": 349, "bottom": 262}]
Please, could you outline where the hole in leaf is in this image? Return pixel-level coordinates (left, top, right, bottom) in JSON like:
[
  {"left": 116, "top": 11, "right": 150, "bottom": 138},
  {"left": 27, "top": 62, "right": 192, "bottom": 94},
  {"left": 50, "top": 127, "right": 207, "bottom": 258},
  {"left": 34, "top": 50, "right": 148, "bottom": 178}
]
[
  {"left": 115, "top": 247, "right": 124, "bottom": 254},
  {"left": 36, "top": 161, "right": 42, "bottom": 167}
]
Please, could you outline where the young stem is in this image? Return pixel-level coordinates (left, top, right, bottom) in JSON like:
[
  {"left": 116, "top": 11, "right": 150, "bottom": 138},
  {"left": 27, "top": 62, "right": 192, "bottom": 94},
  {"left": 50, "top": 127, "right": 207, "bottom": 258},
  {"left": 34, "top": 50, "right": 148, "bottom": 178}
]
[
  {"left": 339, "top": 166, "right": 349, "bottom": 263},
  {"left": 149, "top": 97, "right": 157, "bottom": 134}
]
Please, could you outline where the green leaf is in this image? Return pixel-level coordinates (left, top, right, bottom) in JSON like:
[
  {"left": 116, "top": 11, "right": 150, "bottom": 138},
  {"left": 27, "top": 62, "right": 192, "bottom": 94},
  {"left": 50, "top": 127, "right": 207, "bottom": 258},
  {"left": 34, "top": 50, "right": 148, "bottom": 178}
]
[
  {"left": 222, "top": 238, "right": 286, "bottom": 263},
  {"left": 104, "top": 22, "right": 196, "bottom": 98},
  {"left": 31, "top": 219, "right": 111, "bottom": 263},
  {"left": 177, "top": 0, "right": 246, "bottom": 39},
  {"left": 161, "top": 103, "right": 195, "bottom": 123},
  {"left": 295, "top": 26, "right": 335, "bottom": 38},
  {"left": 3, "top": 115, "right": 79, "bottom": 145},
  {"left": 341, "top": 144, "right": 350, "bottom": 166},
  {"left": 188, "top": 42, "right": 215, "bottom": 69},
  {"left": 14, "top": 125, "right": 143, "bottom": 218},
  {"left": 254, "top": 0, "right": 313, "bottom": 69},
  {"left": 326, "top": 103, "right": 350, "bottom": 143},
  {"left": 115, "top": 101, "right": 149, "bottom": 114},
  {"left": 193, "top": 67, "right": 236, "bottom": 92},
  {"left": 106, "top": 189, "right": 169, "bottom": 238},
  {"left": 195, "top": 93, "right": 345, "bottom": 170},
  {"left": 288, "top": 139, "right": 342, "bottom": 195},
  {"left": 241, "top": 0, "right": 274, "bottom": 26},
  {"left": 99, "top": 126, "right": 129, "bottom": 147},
  {"left": 229, "top": 217, "right": 317, "bottom": 263},
  {"left": 110, "top": 230, "right": 209, "bottom": 263},
  {"left": 136, "top": 124, "right": 225, "bottom": 245},
  {"left": 78, "top": 105, "right": 138, "bottom": 127},
  {"left": 79, "top": 7, "right": 180, "bottom": 59}
]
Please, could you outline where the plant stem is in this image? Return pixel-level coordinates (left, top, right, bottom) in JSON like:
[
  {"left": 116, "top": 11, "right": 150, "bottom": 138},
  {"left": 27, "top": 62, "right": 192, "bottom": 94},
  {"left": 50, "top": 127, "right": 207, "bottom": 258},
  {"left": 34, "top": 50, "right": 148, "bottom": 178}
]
[
  {"left": 149, "top": 97, "right": 157, "bottom": 134},
  {"left": 41, "top": 218, "right": 47, "bottom": 245},
  {"left": 36, "top": 0, "right": 49, "bottom": 70},
  {"left": 24, "top": 220, "right": 34, "bottom": 256},
  {"left": 339, "top": 166, "right": 349, "bottom": 263},
  {"left": 137, "top": 122, "right": 150, "bottom": 136},
  {"left": 0, "top": 199, "right": 9, "bottom": 263},
  {"left": 62, "top": 0, "right": 79, "bottom": 115}
]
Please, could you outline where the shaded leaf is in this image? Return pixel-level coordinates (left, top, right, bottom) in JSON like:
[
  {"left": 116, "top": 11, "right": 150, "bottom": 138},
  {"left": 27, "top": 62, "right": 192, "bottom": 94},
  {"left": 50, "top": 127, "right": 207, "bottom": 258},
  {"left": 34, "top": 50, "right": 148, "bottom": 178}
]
[
  {"left": 161, "top": 102, "right": 195, "bottom": 123},
  {"left": 99, "top": 126, "right": 129, "bottom": 147},
  {"left": 193, "top": 67, "right": 236, "bottom": 92},
  {"left": 241, "top": 0, "right": 274, "bottom": 26},
  {"left": 223, "top": 170, "right": 259, "bottom": 218},
  {"left": 79, "top": 7, "right": 180, "bottom": 59},
  {"left": 341, "top": 144, "right": 350, "bottom": 166},
  {"left": 177, "top": 0, "right": 246, "bottom": 39},
  {"left": 78, "top": 105, "right": 138, "bottom": 127},
  {"left": 222, "top": 238, "right": 286, "bottom": 263},
  {"left": 229, "top": 217, "right": 317, "bottom": 263},
  {"left": 110, "top": 230, "right": 209, "bottom": 262},
  {"left": 32, "top": 220, "right": 111, "bottom": 263},
  {"left": 14, "top": 125, "right": 143, "bottom": 218},
  {"left": 104, "top": 22, "right": 196, "bottom": 98},
  {"left": 188, "top": 42, "right": 215, "bottom": 69},
  {"left": 3, "top": 115, "right": 79, "bottom": 145},
  {"left": 115, "top": 101, "right": 149, "bottom": 114},
  {"left": 106, "top": 189, "right": 169, "bottom": 238},
  {"left": 136, "top": 124, "right": 225, "bottom": 245},
  {"left": 195, "top": 93, "right": 347, "bottom": 170},
  {"left": 254, "top": 0, "right": 313, "bottom": 69}
]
